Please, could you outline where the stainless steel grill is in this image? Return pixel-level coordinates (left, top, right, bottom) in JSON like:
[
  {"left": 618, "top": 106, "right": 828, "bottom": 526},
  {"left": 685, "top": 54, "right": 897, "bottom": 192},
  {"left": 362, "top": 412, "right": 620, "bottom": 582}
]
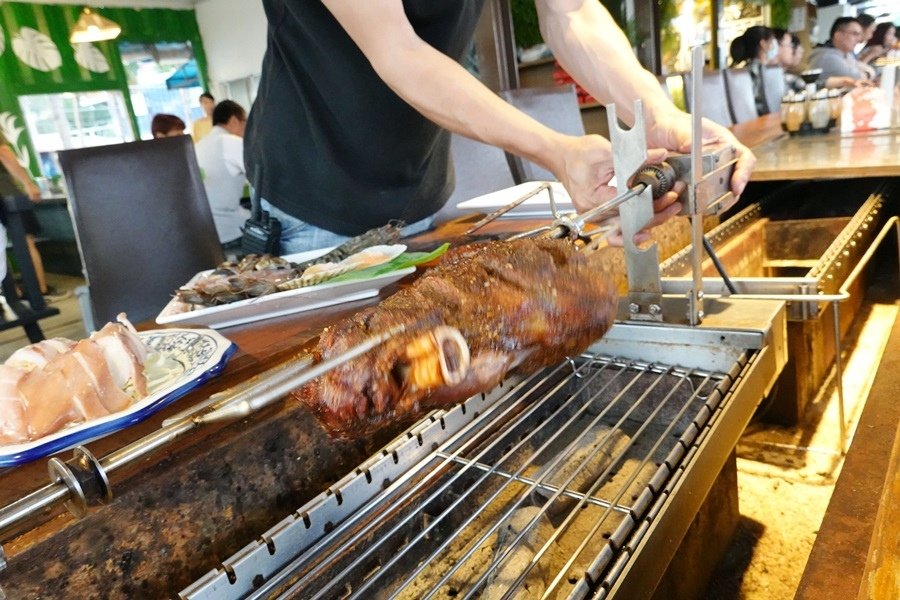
[
  {"left": 659, "top": 190, "right": 888, "bottom": 321},
  {"left": 182, "top": 299, "right": 785, "bottom": 600},
  {"left": 182, "top": 54, "right": 785, "bottom": 599}
]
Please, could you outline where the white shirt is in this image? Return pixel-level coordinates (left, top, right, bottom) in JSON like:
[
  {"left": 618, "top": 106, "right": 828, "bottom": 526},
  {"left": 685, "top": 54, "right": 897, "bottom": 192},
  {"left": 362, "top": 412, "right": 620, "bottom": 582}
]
[{"left": 195, "top": 126, "right": 250, "bottom": 243}]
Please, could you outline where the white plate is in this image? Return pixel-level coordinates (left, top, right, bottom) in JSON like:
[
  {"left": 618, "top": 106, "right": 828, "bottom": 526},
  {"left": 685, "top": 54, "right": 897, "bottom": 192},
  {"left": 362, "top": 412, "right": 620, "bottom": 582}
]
[
  {"left": 455, "top": 181, "right": 575, "bottom": 218},
  {"left": 155, "top": 248, "right": 415, "bottom": 329},
  {"left": 0, "top": 328, "right": 235, "bottom": 467}
]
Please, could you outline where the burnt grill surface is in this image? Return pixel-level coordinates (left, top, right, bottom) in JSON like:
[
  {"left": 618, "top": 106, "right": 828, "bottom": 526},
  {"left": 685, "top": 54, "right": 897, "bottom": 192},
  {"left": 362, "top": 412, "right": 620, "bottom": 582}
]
[{"left": 256, "top": 353, "right": 737, "bottom": 600}]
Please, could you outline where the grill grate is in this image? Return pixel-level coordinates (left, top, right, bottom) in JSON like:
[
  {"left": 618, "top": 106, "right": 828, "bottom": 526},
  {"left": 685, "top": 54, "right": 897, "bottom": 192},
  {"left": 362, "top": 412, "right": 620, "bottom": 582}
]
[{"left": 246, "top": 352, "right": 740, "bottom": 600}]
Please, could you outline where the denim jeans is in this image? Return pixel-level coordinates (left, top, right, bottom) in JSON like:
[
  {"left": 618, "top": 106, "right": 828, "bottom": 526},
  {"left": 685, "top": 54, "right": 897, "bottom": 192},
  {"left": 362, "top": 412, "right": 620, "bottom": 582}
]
[{"left": 261, "top": 200, "right": 434, "bottom": 255}]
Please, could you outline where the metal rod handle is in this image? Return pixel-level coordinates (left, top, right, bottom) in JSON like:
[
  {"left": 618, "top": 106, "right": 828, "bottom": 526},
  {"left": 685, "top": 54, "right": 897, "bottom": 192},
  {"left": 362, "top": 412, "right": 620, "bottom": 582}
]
[
  {"left": 0, "top": 485, "right": 68, "bottom": 533},
  {"left": 196, "top": 323, "right": 407, "bottom": 424},
  {"left": 0, "top": 324, "right": 409, "bottom": 550}
]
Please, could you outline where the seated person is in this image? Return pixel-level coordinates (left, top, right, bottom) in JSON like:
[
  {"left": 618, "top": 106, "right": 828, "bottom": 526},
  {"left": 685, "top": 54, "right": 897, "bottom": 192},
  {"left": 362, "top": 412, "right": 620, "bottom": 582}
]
[
  {"left": 859, "top": 22, "right": 897, "bottom": 64},
  {"left": 150, "top": 114, "right": 186, "bottom": 138},
  {"left": 729, "top": 25, "right": 776, "bottom": 115},
  {"left": 809, "top": 17, "right": 875, "bottom": 89},
  {"left": 772, "top": 29, "right": 805, "bottom": 92},
  {"left": 194, "top": 100, "right": 249, "bottom": 253},
  {"left": 852, "top": 13, "right": 878, "bottom": 79}
]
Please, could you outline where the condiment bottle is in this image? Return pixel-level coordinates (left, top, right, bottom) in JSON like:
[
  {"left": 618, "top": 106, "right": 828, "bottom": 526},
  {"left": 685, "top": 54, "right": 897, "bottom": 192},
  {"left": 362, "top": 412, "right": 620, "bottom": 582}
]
[
  {"left": 785, "top": 94, "right": 805, "bottom": 133},
  {"left": 780, "top": 91, "right": 794, "bottom": 130},
  {"left": 809, "top": 90, "right": 832, "bottom": 129},
  {"left": 828, "top": 89, "right": 842, "bottom": 124}
]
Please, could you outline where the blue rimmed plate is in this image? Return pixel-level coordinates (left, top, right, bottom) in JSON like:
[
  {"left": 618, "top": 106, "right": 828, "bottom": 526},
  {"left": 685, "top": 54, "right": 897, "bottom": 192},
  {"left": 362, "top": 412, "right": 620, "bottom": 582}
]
[{"left": 0, "top": 328, "right": 236, "bottom": 468}]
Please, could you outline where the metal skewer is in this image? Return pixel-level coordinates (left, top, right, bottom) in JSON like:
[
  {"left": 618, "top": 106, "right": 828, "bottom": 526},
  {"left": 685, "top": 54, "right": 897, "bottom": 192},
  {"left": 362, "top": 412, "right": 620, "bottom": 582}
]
[
  {"left": 464, "top": 182, "right": 560, "bottom": 236},
  {"left": 0, "top": 323, "right": 408, "bottom": 553},
  {"left": 507, "top": 176, "right": 665, "bottom": 241},
  {"left": 195, "top": 323, "right": 408, "bottom": 424}
]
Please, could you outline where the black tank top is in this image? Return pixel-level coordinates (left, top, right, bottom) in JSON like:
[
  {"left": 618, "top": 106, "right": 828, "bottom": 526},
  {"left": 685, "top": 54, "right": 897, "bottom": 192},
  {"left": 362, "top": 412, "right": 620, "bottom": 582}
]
[{"left": 245, "top": 0, "right": 485, "bottom": 236}]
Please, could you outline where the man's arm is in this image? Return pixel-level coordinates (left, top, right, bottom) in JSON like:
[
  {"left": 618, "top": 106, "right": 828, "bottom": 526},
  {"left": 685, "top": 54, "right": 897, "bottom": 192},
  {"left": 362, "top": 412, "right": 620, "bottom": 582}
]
[
  {"left": 0, "top": 145, "right": 40, "bottom": 201},
  {"left": 223, "top": 137, "right": 246, "bottom": 179},
  {"left": 536, "top": 0, "right": 755, "bottom": 199},
  {"left": 320, "top": 0, "right": 647, "bottom": 214}
]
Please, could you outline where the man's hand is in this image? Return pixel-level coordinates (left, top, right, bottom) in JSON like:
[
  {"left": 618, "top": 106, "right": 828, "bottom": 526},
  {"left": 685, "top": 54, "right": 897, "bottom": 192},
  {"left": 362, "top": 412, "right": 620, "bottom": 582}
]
[
  {"left": 553, "top": 134, "right": 616, "bottom": 214},
  {"left": 553, "top": 136, "right": 685, "bottom": 246},
  {"left": 646, "top": 108, "right": 756, "bottom": 203}
]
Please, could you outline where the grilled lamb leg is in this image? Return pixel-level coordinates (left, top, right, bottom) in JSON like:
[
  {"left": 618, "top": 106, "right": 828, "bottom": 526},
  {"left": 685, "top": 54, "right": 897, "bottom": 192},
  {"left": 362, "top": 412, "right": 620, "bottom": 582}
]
[{"left": 298, "top": 238, "right": 618, "bottom": 439}]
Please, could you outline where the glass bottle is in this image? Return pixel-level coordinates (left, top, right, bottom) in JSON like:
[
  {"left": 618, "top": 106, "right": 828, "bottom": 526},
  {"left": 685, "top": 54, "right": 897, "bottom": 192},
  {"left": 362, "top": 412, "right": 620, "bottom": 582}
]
[
  {"left": 785, "top": 94, "right": 806, "bottom": 133},
  {"left": 828, "top": 89, "right": 842, "bottom": 126},
  {"left": 809, "top": 90, "right": 832, "bottom": 129},
  {"left": 780, "top": 91, "right": 794, "bottom": 131}
]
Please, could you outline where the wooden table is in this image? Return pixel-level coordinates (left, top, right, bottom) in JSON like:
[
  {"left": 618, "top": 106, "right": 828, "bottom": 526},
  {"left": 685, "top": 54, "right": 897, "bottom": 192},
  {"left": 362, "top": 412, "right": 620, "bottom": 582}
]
[{"left": 730, "top": 113, "right": 900, "bottom": 181}]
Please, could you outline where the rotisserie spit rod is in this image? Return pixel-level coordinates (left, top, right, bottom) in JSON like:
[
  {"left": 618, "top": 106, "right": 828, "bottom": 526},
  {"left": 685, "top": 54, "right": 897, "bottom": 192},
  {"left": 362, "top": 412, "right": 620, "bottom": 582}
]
[
  {"left": 298, "top": 238, "right": 619, "bottom": 440},
  {"left": 0, "top": 323, "right": 468, "bottom": 553},
  {"left": 468, "top": 162, "right": 678, "bottom": 241}
]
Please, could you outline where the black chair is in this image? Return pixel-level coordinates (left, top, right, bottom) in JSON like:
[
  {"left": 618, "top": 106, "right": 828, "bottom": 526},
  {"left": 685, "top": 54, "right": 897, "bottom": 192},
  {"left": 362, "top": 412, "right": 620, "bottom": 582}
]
[
  {"left": 0, "top": 195, "right": 59, "bottom": 342},
  {"left": 500, "top": 85, "right": 585, "bottom": 182},
  {"left": 682, "top": 70, "right": 734, "bottom": 127},
  {"left": 59, "top": 136, "right": 224, "bottom": 328},
  {"left": 433, "top": 133, "right": 518, "bottom": 225},
  {"left": 762, "top": 65, "right": 786, "bottom": 116},
  {"left": 723, "top": 68, "right": 761, "bottom": 123}
]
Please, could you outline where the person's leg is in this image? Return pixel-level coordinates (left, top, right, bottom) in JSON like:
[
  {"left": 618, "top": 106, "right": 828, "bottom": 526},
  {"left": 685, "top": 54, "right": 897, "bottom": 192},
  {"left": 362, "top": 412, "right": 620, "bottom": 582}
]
[{"left": 25, "top": 234, "right": 48, "bottom": 294}]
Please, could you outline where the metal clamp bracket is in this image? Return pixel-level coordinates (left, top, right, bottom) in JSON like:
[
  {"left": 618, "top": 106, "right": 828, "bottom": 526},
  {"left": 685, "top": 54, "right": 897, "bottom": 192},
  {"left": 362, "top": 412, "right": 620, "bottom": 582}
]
[
  {"left": 47, "top": 446, "right": 112, "bottom": 519},
  {"left": 608, "top": 99, "right": 663, "bottom": 322}
]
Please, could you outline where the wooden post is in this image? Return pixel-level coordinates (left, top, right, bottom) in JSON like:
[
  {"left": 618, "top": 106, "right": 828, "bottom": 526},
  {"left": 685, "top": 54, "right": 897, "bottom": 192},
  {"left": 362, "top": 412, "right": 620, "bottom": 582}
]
[
  {"left": 633, "top": 0, "right": 662, "bottom": 74},
  {"left": 472, "top": 0, "right": 519, "bottom": 92}
]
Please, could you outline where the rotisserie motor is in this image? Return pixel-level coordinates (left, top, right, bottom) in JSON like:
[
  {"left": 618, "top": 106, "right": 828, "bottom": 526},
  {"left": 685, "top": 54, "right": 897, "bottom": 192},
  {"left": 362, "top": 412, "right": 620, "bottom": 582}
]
[{"left": 298, "top": 238, "right": 618, "bottom": 439}]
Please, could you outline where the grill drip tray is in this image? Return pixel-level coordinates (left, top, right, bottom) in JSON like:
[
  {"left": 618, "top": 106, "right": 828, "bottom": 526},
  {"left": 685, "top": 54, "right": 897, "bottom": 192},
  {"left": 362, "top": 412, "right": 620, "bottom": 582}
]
[
  {"left": 660, "top": 193, "right": 886, "bottom": 320},
  {"left": 181, "top": 299, "right": 785, "bottom": 600}
]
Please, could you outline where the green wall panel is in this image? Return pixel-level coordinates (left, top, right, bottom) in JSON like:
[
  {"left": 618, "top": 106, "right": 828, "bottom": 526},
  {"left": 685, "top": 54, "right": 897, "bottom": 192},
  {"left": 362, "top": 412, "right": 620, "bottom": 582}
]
[{"left": 0, "top": 2, "right": 207, "bottom": 174}]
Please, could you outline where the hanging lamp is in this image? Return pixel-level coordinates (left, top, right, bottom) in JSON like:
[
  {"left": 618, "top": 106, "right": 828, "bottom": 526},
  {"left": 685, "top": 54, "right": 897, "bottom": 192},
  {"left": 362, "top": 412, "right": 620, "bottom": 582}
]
[{"left": 69, "top": 7, "right": 121, "bottom": 44}]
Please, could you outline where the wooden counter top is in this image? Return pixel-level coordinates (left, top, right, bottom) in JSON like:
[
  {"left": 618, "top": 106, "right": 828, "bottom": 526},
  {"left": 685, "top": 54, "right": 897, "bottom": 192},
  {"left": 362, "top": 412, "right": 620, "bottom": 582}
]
[
  {"left": 795, "top": 307, "right": 900, "bottom": 600},
  {"left": 730, "top": 114, "right": 900, "bottom": 182}
]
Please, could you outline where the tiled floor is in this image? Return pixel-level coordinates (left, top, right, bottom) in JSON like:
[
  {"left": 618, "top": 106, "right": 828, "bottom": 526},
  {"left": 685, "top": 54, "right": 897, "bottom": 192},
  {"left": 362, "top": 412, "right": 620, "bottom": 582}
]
[{"left": 0, "top": 272, "right": 87, "bottom": 361}]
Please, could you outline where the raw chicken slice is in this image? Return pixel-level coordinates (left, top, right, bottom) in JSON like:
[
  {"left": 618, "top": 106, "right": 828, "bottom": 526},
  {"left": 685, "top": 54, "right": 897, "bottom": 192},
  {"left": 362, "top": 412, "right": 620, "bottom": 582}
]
[
  {"left": 0, "top": 365, "right": 28, "bottom": 444},
  {"left": 5, "top": 338, "right": 75, "bottom": 372},
  {"left": 18, "top": 359, "right": 86, "bottom": 439},
  {"left": 91, "top": 318, "right": 149, "bottom": 398},
  {"left": 67, "top": 340, "right": 134, "bottom": 413}
]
